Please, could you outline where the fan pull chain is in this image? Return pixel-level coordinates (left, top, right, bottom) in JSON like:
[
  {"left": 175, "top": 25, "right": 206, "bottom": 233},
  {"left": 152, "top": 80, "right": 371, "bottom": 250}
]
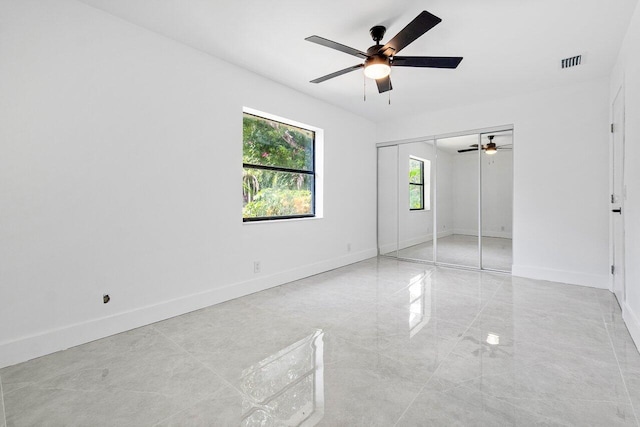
[
  {"left": 363, "top": 74, "right": 366, "bottom": 102},
  {"left": 388, "top": 69, "right": 391, "bottom": 105}
]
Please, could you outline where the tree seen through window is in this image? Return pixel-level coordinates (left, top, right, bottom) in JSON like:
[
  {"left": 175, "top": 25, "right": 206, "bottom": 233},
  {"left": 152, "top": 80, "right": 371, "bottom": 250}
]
[{"left": 243, "top": 113, "right": 315, "bottom": 221}]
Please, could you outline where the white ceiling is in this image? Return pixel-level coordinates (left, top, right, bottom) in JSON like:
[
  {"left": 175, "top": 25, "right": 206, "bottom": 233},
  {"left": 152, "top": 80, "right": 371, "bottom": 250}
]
[{"left": 78, "top": 0, "right": 637, "bottom": 122}]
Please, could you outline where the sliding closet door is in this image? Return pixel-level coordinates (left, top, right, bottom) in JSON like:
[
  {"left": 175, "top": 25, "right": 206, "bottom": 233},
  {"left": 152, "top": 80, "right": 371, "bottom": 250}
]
[
  {"left": 480, "top": 131, "right": 513, "bottom": 271},
  {"left": 435, "top": 135, "right": 479, "bottom": 268},
  {"left": 397, "top": 141, "right": 434, "bottom": 262},
  {"left": 378, "top": 145, "right": 398, "bottom": 257}
]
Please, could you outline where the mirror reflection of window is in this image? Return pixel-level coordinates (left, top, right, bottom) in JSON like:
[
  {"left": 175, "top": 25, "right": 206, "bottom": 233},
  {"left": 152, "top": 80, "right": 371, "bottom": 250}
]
[
  {"left": 409, "top": 157, "right": 431, "bottom": 211},
  {"left": 408, "top": 273, "right": 432, "bottom": 337},
  {"left": 240, "top": 330, "right": 324, "bottom": 426}
]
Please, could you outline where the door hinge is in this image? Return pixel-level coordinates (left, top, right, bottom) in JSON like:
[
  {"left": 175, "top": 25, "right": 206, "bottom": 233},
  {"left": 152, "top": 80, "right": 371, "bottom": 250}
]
[
  {"left": 611, "top": 265, "right": 615, "bottom": 275},
  {"left": 611, "top": 194, "right": 615, "bottom": 203},
  {"left": 611, "top": 123, "right": 614, "bottom": 133}
]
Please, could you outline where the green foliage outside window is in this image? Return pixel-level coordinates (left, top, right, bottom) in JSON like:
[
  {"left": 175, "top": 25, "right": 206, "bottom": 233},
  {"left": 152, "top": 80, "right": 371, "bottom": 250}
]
[
  {"left": 409, "top": 158, "right": 424, "bottom": 210},
  {"left": 243, "top": 113, "right": 315, "bottom": 220}
]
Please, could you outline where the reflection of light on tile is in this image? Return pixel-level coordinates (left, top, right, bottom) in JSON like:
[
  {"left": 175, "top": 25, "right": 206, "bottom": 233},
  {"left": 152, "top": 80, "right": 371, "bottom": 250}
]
[
  {"left": 410, "top": 273, "right": 424, "bottom": 284},
  {"left": 240, "top": 329, "right": 324, "bottom": 426},
  {"left": 486, "top": 333, "right": 500, "bottom": 345},
  {"left": 409, "top": 273, "right": 432, "bottom": 337}
]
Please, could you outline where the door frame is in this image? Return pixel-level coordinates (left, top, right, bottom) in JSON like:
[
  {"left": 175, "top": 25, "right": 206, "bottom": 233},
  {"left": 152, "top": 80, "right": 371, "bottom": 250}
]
[{"left": 610, "top": 85, "right": 626, "bottom": 303}]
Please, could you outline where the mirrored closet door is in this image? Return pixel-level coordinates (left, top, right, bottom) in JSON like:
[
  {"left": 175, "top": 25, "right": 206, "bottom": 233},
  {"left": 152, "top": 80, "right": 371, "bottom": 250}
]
[
  {"left": 435, "top": 135, "right": 480, "bottom": 268},
  {"left": 396, "top": 141, "right": 434, "bottom": 262},
  {"left": 480, "top": 131, "right": 513, "bottom": 271},
  {"left": 378, "top": 145, "right": 398, "bottom": 257},
  {"left": 377, "top": 128, "right": 513, "bottom": 273}
]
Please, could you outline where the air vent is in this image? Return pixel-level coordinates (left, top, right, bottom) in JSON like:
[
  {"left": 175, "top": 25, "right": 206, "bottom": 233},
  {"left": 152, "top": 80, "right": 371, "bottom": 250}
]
[{"left": 561, "top": 55, "right": 582, "bottom": 69}]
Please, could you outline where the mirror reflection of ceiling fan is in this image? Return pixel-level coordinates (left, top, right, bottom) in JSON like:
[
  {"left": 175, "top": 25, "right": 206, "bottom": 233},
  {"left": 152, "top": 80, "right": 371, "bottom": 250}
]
[{"left": 457, "top": 135, "right": 512, "bottom": 155}]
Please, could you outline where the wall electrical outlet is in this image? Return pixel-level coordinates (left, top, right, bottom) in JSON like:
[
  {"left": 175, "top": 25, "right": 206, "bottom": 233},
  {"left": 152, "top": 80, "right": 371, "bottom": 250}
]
[{"left": 254, "top": 261, "right": 261, "bottom": 274}]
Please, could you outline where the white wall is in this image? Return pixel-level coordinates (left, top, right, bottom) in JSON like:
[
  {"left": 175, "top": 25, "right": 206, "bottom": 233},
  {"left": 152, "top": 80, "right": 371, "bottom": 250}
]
[
  {"left": 610, "top": 2, "right": 640, "bottom": 347},
  {"left": 0, "top": 0, "right": 377, "bottom": 368},
  {"left": 378, "top": 77, "right": 611, "bottom": 289}
]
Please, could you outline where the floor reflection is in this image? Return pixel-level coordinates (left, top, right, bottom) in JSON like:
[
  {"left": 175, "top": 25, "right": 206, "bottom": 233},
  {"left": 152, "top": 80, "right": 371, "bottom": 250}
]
[
  {"left": 409, "top": 273, "right": 432, "bottom": 337},
  {"left": 240, "top": 329, "right": 324, "bottom": 427}
]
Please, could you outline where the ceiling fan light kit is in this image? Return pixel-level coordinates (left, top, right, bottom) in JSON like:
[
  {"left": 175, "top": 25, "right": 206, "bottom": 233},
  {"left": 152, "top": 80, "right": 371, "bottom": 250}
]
[
  {"left": 485, "top": 143, "right": 497, "bottom": 154},
  {"left": 363, "top": 55, "right": 391, "bottom": 79},
  {"left": 305, "top": 10, "right": 462, "bottom": 96}
]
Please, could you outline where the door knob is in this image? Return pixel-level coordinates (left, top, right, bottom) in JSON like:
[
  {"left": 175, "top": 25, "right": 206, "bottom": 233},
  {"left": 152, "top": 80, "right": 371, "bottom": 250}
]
[{"left": 612, "top": 208, "right": 622, "bottom": 214}]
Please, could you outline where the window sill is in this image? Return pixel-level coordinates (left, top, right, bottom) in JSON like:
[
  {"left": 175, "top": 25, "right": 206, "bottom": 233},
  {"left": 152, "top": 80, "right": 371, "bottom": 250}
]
[{"left": 242, "top": 216, "right": 323, "bottom": 225}]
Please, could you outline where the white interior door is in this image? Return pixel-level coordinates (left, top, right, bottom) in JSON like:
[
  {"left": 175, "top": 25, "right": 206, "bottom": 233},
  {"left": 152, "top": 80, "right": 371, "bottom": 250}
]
[{"left": 612, "top": 88, "right": 625, "bottom": 304}]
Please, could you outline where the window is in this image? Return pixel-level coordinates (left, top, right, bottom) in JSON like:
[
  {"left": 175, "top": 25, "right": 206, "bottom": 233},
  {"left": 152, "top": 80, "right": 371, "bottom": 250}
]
[
  {"left": 243, "top": 112, "right": 316, "bottom": 222},
  {"left": 409, "top": 157, "right": 425, "bottom": 210}
]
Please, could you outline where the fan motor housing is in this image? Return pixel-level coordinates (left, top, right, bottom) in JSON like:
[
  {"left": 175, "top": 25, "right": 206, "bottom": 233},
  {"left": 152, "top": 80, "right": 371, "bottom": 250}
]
[
  {"left": 365, "top": 53, "right": 390, "bottom": 68},
  {"left": 366, "top": 45, "right": 386, "bottom": 56}
]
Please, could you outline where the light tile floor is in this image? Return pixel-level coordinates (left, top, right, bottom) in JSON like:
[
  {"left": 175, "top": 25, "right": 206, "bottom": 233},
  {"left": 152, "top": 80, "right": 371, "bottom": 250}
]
[{"left": 1, "top": 257, "right": 639, "bottom": 426}]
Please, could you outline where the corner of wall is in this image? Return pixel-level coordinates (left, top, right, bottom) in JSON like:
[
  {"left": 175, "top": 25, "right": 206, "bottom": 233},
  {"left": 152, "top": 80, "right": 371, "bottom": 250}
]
[{"left": 623, "top": 301, "right": 640, "bottom": 351}]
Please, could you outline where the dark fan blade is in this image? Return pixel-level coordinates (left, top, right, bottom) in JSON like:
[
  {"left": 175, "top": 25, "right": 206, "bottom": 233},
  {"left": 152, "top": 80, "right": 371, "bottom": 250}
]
[
  {"left": 376, "top": 75, "right": 393, "bottom": 93},
  {"left": 305, "top": 36, "right": 368, "bottom": 59},
  {"left": 393, "top": 56, "right": 463, "bottom": 69},
  {"left": 458, "top": 148, "right": 479, "bottom": 153},
  {"left": 310, "top": 64, "right": 364, "bottom": 83},
  {"left": 380, "top": 11, "right": 441, "bottom": 56}
]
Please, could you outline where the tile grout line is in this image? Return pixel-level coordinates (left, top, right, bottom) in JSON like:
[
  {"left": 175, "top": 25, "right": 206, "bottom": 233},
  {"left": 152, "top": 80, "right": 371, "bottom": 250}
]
[
  {"left": 598, "top": 296, "right": 640, "bottom": 426},
  {"left": 150, "top": 325, "right": 243, "bottom": 397},
  {"left": 150, "top": 393, "right": 221, "bottom": 427},
  {"left": 0, "top": 373, "right": 7, "bottom": 427},
  {"left": 148, "top": 325, "right": 246, "bottom": 426},
  {"left": 391, "top": 276, "right": 507, "bottom": 426}
]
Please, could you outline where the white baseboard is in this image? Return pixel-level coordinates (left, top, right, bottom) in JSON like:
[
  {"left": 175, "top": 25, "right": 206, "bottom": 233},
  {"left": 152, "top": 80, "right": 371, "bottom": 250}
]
[
  {"left": 512, "top": 264, "right": 609, "bottom": 289},
  {"left": 452, "top": 229, "right": 513, "bottom": 239},
  {"left": 0, "top": 248, "right": 377, "bottom": 369},
  {"left": 379, "top": 231, "right": 455, "bottom": 254},
  {"left": 398, "top": 234, "right": 431, "bottom": 251},
  {"left": 623, "top": 301, "right": 640, "bottom": 351}
]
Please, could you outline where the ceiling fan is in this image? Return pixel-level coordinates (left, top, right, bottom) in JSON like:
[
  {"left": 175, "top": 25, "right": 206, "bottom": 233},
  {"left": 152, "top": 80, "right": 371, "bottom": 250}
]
[
  {"left": 458, "top": 136, "right": 513, "bottom": 155},
  {"left": 305, "top": 10, "right": 463, "bottom": 93}
]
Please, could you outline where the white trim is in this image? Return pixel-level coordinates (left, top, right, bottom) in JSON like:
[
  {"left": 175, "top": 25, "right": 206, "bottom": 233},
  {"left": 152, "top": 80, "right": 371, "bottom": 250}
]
[
  {"left": 0, "top": 249, "right": 376, "bottom": 369},
  {"left": 242, "top": 106, "right": 325, "bottom": 220},
  {"left": 512, "top": 264, "right": 609, "bottom": 289},
  {"left": 623, "top": 301, "right": 640, "bottom": 351}
]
